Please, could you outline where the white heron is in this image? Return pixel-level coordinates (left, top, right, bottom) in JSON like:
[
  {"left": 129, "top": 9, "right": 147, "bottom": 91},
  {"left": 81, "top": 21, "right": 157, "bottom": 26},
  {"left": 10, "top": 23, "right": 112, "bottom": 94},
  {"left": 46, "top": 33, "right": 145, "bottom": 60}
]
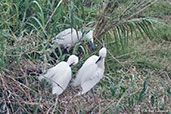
[
  {"left": 72, "top": 47, "right": 107, "bottom": 96},
  {"left": 38, "top": 55, "right": 79, "bottom": 95},
  {"left": 52, "top": 28, "right": 94, "bottom": 49}
]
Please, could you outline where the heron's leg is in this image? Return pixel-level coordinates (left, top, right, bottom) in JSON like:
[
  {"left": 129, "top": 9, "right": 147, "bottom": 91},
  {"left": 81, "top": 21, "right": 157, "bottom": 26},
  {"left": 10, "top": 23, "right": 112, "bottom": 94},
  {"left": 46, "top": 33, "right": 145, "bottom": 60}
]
[
  {"left": 51, "top": 95, "right": 58, "bottom": 114},
  {"left": 91, "top": 88, "right": 97, "bottom": 103}
]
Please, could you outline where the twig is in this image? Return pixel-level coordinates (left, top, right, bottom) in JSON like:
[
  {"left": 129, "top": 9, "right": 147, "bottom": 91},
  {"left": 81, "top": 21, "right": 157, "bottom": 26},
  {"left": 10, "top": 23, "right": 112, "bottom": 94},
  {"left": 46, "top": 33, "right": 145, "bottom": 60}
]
[
  {"left": 126, "top": 0, "right": 157, "bottom": 20},
  {"left": 98, "top": 97, "right": 102, "bottom": 114},
  {"left": 107, "top": 50, "right": 125, "bottom": 68},
  {"left": 51, "top": 96, "right": 58, "bottom": 114},
  {"left": 6, "top": 91, "right": 14, "bottom": 114},
  {"left": 4, "top": 73, "right": 37, "bottom": 93},
  {"left": 45, "top": 0, "right": 63, "bottom": 29},
  {"left": 46, "top": 105, "right": 53, "bottom": 114},
  {"left": 23, "top": 101, "right": 39, "bottom": 105},
  {"left": 96, "top": 38, "right": 125, "bottom": 68}
]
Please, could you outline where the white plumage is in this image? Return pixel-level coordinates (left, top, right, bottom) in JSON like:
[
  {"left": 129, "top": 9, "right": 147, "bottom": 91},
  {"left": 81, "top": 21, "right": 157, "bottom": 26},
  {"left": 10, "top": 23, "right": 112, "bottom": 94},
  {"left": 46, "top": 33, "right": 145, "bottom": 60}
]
[
  {"left": 38, "top": 55, "right": 78, "bottom": 95},
  {"left": 52, "top": 28, "right": 94, "bottom": 48},
  {"left": 73, "top": 47, "right": 107, "bottom": 95}
]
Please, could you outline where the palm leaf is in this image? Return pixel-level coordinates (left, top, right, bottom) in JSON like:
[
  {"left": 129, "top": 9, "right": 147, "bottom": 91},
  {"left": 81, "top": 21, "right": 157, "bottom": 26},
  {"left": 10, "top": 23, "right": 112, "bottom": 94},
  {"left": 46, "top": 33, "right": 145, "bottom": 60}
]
[
  {"left": 94, "top": 0, "right": 158, "bottom": 48},
  {"left": 106, "top": 17, "right": 160, "bottom": 48}
]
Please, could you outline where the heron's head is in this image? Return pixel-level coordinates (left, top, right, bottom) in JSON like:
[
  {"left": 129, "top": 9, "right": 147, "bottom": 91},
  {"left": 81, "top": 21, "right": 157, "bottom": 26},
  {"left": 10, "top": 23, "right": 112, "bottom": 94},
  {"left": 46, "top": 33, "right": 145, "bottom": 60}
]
[
  {"left": 84, "top": 30, "right": 94, "bottom": 49},
  {"left": 67, "top": 55, "right": 79, "bottom": 67},
  {"left": 99, "top": 47, "right": 107, "bottom": 58},
  {"left": 96, "top": 47, "right": 107, "bottom": 63}
]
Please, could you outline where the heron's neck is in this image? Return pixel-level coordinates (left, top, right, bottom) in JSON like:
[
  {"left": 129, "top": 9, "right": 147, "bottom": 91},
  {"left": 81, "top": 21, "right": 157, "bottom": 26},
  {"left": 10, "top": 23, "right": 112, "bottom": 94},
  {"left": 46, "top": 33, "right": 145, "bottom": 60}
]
[
  {"left": 97, "top": 58, "right": 105, "bottom": 68},
  {"left": 67, "top": 61, "right": 71, "bottom": 65}
]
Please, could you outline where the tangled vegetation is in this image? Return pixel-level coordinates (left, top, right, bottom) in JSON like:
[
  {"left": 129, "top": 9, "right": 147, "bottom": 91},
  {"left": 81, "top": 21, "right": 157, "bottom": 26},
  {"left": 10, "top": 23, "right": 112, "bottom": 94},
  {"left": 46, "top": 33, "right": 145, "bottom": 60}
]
[{"left": 0, "top": 0, "right": 171, "bottom": 113}]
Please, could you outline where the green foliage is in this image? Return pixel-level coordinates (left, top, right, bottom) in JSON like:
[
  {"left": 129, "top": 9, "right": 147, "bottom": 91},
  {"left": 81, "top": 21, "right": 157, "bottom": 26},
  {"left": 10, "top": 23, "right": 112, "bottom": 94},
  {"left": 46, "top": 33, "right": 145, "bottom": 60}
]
[
  {"left": 0, "top": 29, "right": 10, "bottom": 68},
  {"left": 0, "top": 38, "right": 5, "bottom": 68},
  {"left": 141, "top": 0, "right": 171, "bottom": 22},
  {"left": 0, "top": 0, "right": 171, "bottom": 113},
  {"left": 156, "top": 24, "right": 171, "bottom": 41},
  {"left": 110, "top": 18, "right": 159, "bottom": 49},
  {"left": 138, "top": 73, "right": 151, "bottom": 103}
]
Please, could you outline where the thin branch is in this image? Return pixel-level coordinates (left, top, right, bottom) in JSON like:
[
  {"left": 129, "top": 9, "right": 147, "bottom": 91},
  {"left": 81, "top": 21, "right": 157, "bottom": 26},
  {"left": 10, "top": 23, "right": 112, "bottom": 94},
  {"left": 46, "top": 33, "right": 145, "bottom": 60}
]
[
  {"left": 45, "top": 0, "right": 63, "bottom": 29},
  {"left": 96, "top": 38, "right": 125, "bottom": 68},
  {"left": 51, "top": 96, "right": 58, "bottom": 114},
  {"left": 126, "top": 0, "right": 157, "bottom": 20}
]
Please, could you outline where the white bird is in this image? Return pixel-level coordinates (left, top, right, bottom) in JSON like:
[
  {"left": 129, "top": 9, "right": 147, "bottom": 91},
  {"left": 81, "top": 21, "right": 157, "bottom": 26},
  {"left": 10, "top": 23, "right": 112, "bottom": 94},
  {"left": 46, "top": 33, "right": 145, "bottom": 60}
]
[
  {"left": 72, "top": 47, "right": 107, "bottom": 95},
  {"left": 52, "top": 28, "right": 94, "bottom": 48},
  {"left": 38, "top": 55, "right": 79, "bottom": 95}
]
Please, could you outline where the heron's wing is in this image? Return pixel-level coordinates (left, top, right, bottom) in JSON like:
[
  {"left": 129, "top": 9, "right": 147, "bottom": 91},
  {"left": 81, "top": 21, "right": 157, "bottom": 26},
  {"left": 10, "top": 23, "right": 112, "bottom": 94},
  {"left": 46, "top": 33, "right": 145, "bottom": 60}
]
[
  {"left": 51, "top": 67, "right": 71, "bottom": 95},
  {"left": 38, "top": 67, "right": 56, "bottom": 81},
  {"left": 81, "top": 55, "right": 98, "bottom": 68},
  {"left": 72, "top": 55, "right": 98, "bottom": 87},
  {"left": 77, "top": 68, "right": 104, "bottom": 95},
  {"left": 38, "top": 62, "right": 68, "bottom": 81},
  {"left": 52, "top": 28, "right": 78, "bottom": 47},
  {"left": 52, "top": 85, "right": 63, "bottom": 95},
  {"left": 51, "top": 65, "right": 71, "bottom": 87},
  {"left": 55, "top": 28, "right": 74, "bottom": 39}
]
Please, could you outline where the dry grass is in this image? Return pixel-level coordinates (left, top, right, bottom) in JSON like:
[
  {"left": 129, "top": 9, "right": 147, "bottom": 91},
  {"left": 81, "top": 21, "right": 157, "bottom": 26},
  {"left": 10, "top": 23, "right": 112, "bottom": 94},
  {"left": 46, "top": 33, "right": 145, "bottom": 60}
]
[{"left": 1, "top": 58, "right": 170, "bottom": 113}]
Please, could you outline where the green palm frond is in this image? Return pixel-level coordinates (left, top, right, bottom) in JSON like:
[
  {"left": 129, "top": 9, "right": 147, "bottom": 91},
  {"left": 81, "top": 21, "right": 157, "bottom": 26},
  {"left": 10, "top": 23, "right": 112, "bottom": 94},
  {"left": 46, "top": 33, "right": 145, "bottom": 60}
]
[
  {"left": 109, "top": 18, "right": 160, "bottom": 48},
  {"left": 94, "top": 0, "right": 158, "bottom": 45}
]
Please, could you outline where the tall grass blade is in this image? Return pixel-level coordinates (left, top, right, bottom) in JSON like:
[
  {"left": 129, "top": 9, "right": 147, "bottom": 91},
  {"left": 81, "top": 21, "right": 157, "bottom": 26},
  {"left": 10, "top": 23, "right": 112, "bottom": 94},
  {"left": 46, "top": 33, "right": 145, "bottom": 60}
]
[{"left": 31, "top": 16, "right": 47, "bottom": 36}]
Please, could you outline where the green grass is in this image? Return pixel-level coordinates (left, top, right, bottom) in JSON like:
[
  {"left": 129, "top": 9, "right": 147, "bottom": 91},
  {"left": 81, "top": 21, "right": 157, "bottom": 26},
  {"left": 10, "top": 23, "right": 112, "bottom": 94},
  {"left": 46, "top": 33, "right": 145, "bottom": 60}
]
[
  {"left": 141, "top": 0, "right": 171, "bottom": 23},
  {"left": 0, "top": 0, "right": 171, "bottom": 113}
]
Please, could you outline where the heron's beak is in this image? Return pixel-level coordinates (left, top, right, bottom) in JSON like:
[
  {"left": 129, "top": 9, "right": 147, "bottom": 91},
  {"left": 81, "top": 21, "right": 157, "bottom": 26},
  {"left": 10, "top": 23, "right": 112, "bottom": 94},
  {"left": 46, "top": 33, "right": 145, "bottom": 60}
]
[
  {"left": 89, "top": 38, "right": 94, "bottom": 50},
  {"left": 69, "top": 62, "right": 75, "bottom": 67},
  {"left": 95, "top": 56, "right": 102, "bottom": 64}
]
